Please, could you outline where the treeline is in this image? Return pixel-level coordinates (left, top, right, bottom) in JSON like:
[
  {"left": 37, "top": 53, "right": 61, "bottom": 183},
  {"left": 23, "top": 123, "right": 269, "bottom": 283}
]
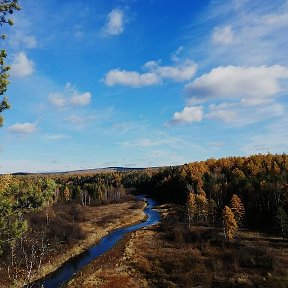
[
  {"left": 0, "top": 171, "right": 128, "bottom": 285},
  {"left": 0, "top": 172, "right": 126, "bottom": 255},
  {"left": 122, "top": 154, "right": 288, "bottom": 234}
]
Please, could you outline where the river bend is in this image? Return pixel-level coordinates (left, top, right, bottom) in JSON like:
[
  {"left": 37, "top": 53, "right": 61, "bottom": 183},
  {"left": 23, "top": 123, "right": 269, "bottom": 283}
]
[{"left": 33, "top": 196, "right": 160, "bottom": 288}]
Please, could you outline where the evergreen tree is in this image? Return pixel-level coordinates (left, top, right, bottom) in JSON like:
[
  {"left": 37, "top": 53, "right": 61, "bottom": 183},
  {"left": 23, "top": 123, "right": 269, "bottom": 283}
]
[
  {"left": 275, "top": 206, "right": 288, "bottom": 239},
  {"left": 0, "top": 0, "right": 21, "bottom": 126}
]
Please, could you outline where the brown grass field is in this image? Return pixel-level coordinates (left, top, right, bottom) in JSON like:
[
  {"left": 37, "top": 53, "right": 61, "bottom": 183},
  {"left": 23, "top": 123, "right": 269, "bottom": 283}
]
[
  {"left": 67, "top": 204, "right": 288, "bottom": 288},
  {"left": 0, "top": 197, "right": 146, "bottom": 287}
]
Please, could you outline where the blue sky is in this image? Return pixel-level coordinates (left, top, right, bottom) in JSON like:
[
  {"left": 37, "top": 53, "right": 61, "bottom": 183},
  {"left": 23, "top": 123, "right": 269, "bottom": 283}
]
[{"left": 1, "top": 0, "right": 288, "bottom": 173}]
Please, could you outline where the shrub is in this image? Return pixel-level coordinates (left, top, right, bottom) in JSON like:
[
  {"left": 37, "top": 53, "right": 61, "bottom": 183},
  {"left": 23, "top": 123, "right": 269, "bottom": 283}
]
[
  {"left": 238, "top": 246, "right": 275, "bottom": 270},
  {"left": 47, "top": 216, "right": 86, "bottom": 243}
]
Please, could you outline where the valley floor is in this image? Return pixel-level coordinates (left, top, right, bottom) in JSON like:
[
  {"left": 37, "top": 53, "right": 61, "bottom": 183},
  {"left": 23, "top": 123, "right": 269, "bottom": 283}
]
[
  {"left": 67, "top": 204, "right": 288, "bottom": 288},
  {"left": 0, "top": 198, "right": 146, "bottom": 287}
]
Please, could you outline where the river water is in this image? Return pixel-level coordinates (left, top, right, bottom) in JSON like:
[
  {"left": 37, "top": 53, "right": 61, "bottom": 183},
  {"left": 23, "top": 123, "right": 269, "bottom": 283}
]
[{"left": 33, "top": 196, "right": 160, "bottom": 288}]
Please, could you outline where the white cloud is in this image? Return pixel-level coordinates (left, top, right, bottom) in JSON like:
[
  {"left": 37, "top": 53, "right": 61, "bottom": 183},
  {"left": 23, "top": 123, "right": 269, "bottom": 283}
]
[
  {"left": 201, "top": 0, "right": 288, "bottom": 66},
  {"left": 9, "top": 32, "right": 37, "bottom": 49},
  {"left": 104, "top": 69, "right": 160, "bottom": 87},
  {"left": 48, "top": 93, "right": 66, "bottom": 107},
  {"left": 144, "top": 59, "right": 197, "bottom": 82},
  {"left": 242, "top": 116, "right": 288, "bottom": 155},
  {"left": 70, "top": 92, "right": 92, "bottom": 106},
  {"left": 8, "top": 122, "right": 37, "bottom": 134},
  {"left": 206, "top": 101, "right": 284, "bottom": 126},
  {"left": 49, "top": 83, "right": 92, "bottom": 107},
  {"left": 104, "top": 58, "right": 197, "bottom": 87},
  {"left": 262, "top": 12, "right": 288, "bottom": 27},
  {"left": 102, "top": 9, "right": 124, "bottom": 36},
  {"left": 185, "top": 65, "right": 288, "bottom": 102},
  {"left": 66, "top": 115, "right": 86, "bottom": 124},
  {"left": 172, "top": 106, "right": 203, "bottom": 124},
  {"left": 172, "top": 65, "right": 288, "bottom": 126},
  {"left": 46, "top": 134, "right": 68, "bottom": 140},
  {"left": 212, "top": 26, "right": 235, "bottom": 45},
  {"left": 10, "top": 52, "right": 34, "bottom": 77},
  {"left": 206, "top": 103, "right": 238, "bottom": 123},
  {"left": 121, "top": 132, "right": 184, "bottom": 148},
  {"left": 171, "top": 46, "right": 184, "bottom": 62}
]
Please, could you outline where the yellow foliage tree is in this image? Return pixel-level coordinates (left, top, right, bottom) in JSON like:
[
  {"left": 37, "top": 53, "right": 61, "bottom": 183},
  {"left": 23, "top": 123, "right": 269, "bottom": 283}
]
[
  {"left": 63, "top": 186, "right": 71, "bottom": 202},
  {"left": 187, "top": 192, "right": 196, "bottom": 225},
  {"left": 222, "top": 206, "right": 238, "bottom": 242},
  {"left": 230, "top": 194, "right": 245, "bottom": 226}
]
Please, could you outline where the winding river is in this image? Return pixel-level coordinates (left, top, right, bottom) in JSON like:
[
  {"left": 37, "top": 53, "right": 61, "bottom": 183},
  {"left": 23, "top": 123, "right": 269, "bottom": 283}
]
[{"left": 33, "top": 196, "right": 160, "bottom": 288}]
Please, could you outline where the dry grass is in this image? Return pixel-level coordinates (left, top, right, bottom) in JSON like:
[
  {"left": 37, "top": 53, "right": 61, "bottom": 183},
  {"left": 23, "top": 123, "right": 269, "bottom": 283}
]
[
  {"left": 0, "top": 198, "right": 146, "bottom": 288},
  {"left": 75, "top": 204, "right": 288, "bottom": 288}
]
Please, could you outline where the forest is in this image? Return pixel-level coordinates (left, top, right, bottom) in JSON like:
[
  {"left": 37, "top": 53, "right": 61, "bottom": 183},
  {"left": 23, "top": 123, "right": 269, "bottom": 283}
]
[
  {"left": 0, "top": 153, "right": 288, "bottom": 286},
  {"left": 123, "top": 153, "right": 288, "bottom": 234}
]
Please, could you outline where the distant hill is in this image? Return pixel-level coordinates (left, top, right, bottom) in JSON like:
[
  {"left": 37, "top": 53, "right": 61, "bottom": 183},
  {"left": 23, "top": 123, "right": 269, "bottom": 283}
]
[
  {"left": 9, "top": 167, "right": 149, "bottom": 176},
  {"left": 57, "top": 167, "right": 147, "bottom": 174}
]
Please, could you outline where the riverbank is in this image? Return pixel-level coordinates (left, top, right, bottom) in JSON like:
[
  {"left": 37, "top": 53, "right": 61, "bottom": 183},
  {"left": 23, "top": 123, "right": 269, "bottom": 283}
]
[
  {"left": 0, "top": 197, "right": 146, "bottom": 288},
  {"left": 67, "top": 203, "right": 288, "bottom": 288},
  {"left": 66, "top": 204, "right": 170, "bottom": 288}
]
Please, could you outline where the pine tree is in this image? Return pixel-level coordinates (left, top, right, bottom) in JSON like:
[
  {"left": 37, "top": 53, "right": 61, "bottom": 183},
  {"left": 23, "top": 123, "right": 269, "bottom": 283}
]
[
  {"left": 230, "top": 194, "right": 245, "bottom": 226},
  {"left": 0, "top": 0, "right": 21, "bottom": 126},
  {"left": 275, "top": 206, "right": 288, "bottom": 239},
  {"left": 222, "top": 206, "right": 238, "bottom": 242}
]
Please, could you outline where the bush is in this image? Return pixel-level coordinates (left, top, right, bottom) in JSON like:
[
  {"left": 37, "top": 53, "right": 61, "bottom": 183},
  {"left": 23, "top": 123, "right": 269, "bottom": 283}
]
[
  {"left": 47, "top": 216, "right": 86, "bottom": 243},
  {"left": 69, "top": 204, "right": 87, "bottom": 222},
  {"left": 238, "top": 246, "right": 275, "bottom": 270}
]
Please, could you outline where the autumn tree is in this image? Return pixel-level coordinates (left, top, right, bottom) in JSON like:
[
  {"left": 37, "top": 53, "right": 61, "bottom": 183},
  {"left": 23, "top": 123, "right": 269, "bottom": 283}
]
[
  {"left": 63, "top": 186, "right": 71, "bottom": 202},
  {"left": 222, "top": 206, "right": 238, "bottom": 242},
  {"left": 187, "top": 191, "right": 208, "bottom": 224},
  {"left": 0, "top": 0, "right": 21, "bottom": 126},
  {"left": 187, "top": 192, "right": 196, "bottom": 226},
  {"left": 230, "top": 194, "right": 245, "bottom": 226},
  {"left": 195, "top": 193, "right": 208, "bottom": 222}
]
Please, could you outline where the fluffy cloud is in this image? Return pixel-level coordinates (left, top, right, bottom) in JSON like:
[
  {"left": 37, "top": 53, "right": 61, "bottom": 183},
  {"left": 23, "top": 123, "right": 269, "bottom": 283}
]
[
  {"left": 49, "top": 84, "right": 92, "bottom": 107},
  {"left": 172, "top": 65, "right": 288, "bottom": 126},
  {"left": 70, "top": 92, "right": 91, "bottom": 106},
  {"left": 172, "top": 106, "right": 203, "bottom": 124},
  {"left": 185, "top": 65, "right": 288, "bottom": 102},
  {"left": 204, "top": 0, "right": 288, "bottom": 66},
  {"left": 10, "top": 52, "right": 34, "bottom": 77},
  {"left": 212, "top": 26, "right": 235, "bottom": 45},
  {"left": 144, "top": 60, "right": 197, "bottom": 82},
  {"left": 206, "top": 103, "right": 237, "bottom": 123},
  {"left": 104, "top": 70, "right": 160, "bottom": 87},
  {"left": 8, "top": 122, "right": 37, "bottom": 134},
  {"left": 48, "top": 93, "right": 66, "bottom": 107},
  {"left": 206, "top": 102, "right": 284, "bottom": 126},
  {"left": 102, "top": 9, "right": 124, "bottom": 36},
  {"left": 104, "top": 59, "right": 197, "bottom": 87}
]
